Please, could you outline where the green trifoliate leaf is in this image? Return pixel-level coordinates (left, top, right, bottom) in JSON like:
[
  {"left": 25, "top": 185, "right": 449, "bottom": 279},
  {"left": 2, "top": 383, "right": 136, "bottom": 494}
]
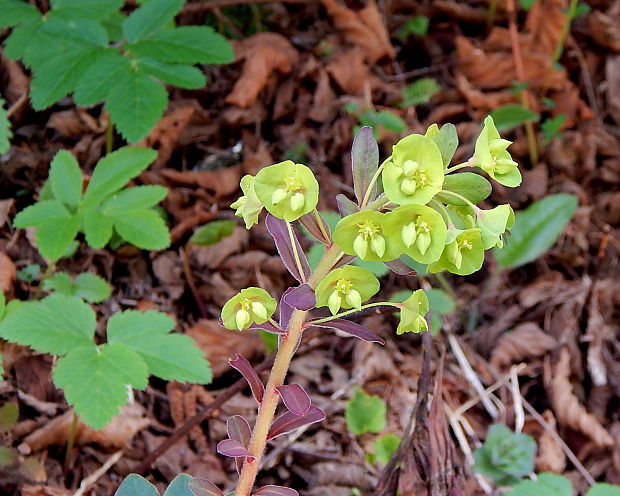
[
  {"left": 345, "top": 387, "right": 386, "bottom": 435},
  {"left": 315, "top": 265, "right": 380, "bottom": 315},
  {"left": 53, "top": 343, "right": 148, "bottom": 429},
  {"left": 435, "top": 173, "right": 492, "bottom": 206},
  {"left": 221, "top": 287, "right": 277, "bottom": 331},
  {"left": 128, "top": 26, "right": 234, "bottom": 64},
  {"left": 383, "top": 204, "right": 447, "bottom": 264},
  {"left": 230, "top": 175, "right": 264, "bottom": 229},
  {"left": 0, "top": 97, "right": 11, "bottom": 154},
  {"left": 113, "top": 209, "right": 170, "bottom": 250},
  {"left": 382, "top": 134, "right": 444, "bottom": 205},
  {"left": 82, "top": 147, "right": 158, "bottom": 207},
  {"left": 0, "top": 0, "right": 40, "bottom": 28},
  {"left": 396, "top": 289, "right": 429, "bottom": 334},
  {"left": 473, "top": 116, "right": 522, "bottom": 187},
  {"left": 0, "top": 294, "right": 95, "bottom": 355},
  {"left": 476, "top": 204, "right": 514, "bottom": 250},
  {"left": 51, "top": 0, "right": 124, "bottom": 20},
  {"left": 136, "top": 58, "right": 205, "bottom": 89},
  {"left": 49, "top": 150, "right": 83, "bottom": 207},
  {"left": 43, "top": 272, "right": 112, "bottom": 303},
  {"left": 106, "top": 310, "right": 212, "bottom": 384},
  {"left": 40, "top": 18, "right": 109, "bottom": 46},
  {"left": 506, "top": 473, "right": 572, "bottom": 496},
  {"left": 122, "top": 0, "right": 184, "bottom": 43},
  {"left": 115, "top": 474, "right": 159, "bottom": 496},
  {"left": 73, "top": 51, "right": 132, "bottom": 106},
  {"left": 13, "top": 200, "right": 80, "bottom": 261},
  {"left": 473, "top": 424, "right": 536, "bottom": 487},
  {"left": 333, "top": 210, "right": 401, "bottom": 262},
  {"left": 373, "top": 434, "right": 400, "bottom": 465},
  {"left": 190, "top": 220, "right": 236, "bottom": 246},
  {"left": 428, "top": 228, "right": 484, "bottom": 276},
  {"left": 254, "top": 161, "right": 319, "bottom": 222}
]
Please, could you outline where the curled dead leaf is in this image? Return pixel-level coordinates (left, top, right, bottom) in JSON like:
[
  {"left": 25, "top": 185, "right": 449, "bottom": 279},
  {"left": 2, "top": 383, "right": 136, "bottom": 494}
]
[
  {"left": 535, "top": 410, "right": 567, "bottom": 473},
  {"left": 524, "top": 0, "right": 568, "bottom": 58},
  {"left": 490, "top": 322, "right": 557, "bottom": 370},
  {"left": 588, "top": 10, "right": 620, "bottom": 52},
  {"left": 160, "top": 164, "right": 242, "bottom": 199},
  {"left": 0, "top": 251, "right": 17, "bottom": 294}
]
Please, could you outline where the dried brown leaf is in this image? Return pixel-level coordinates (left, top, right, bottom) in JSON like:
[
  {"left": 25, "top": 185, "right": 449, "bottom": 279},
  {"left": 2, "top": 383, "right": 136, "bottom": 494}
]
[
  {"left": 325, "top": 48, "right": 371, "bottom": 96},
  {"left": 138, "top": 106, "right": 195, "bottom": 168},
  {"left": 490, "top": 322, "right": 557, "bottom": 370},
  {"left": 160, "top": 164, "right": 242, "bottom": 199},
  {"left": 588, "top": 11, "right": 620, "bottom": 52},
  {"left": 535, "top": 410, "right": 567, "bottom": 473},
  {"left": 0, "top": 251, "right": 16, "bottom": 294},
  {"left": 190, "top": 226, "right": 248, "bottom": 270},
  {"left": 607, "top": 55, "right": 620, "bottom": 125},
  {"left": 524, "top": 0, "right": 568, "bottom": 58},
  {"left": 21, "top": 485, "right": 70, "bottom": 496}
]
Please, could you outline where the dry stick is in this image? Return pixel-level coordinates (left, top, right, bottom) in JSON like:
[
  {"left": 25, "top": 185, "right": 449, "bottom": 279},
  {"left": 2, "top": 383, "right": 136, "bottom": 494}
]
[
  {"left": 134, "top": 356, "right": 274, "bottom": 475},
  {"left": 73, "top": 450, "right": 124, "bottom": 496},
  {"left": 180, "top": 246, "right": 209, "bottom": 319},
  {"left": 181, "top": 0, "right": 317, "bottom": 14}
]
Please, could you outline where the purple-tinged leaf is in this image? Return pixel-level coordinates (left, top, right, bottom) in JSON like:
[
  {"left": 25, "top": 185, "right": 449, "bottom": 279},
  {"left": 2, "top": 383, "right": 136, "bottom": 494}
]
[
  {"left": 314, "top": 319, "right": 384, "bottom": 344},
  {"left": 283, "top": 284, "right": 315, "bottom": 311},
  {"left": 227, "top": 415, "right": 252, "bottom": 448},
  {"left": 254, "top": 486, "right": 299, "bottom": 496},
  {"left": 189, "top": 478, "right": 225, "bottom": 496},
  {"left": 336, "top": 194, "right": 360, "bottom": 217},
  {"left": 352, "top": 126, "right": 380, "bottom": 205},
  {"left": 247, "top": 321, "right": 284, "bottom": 334},
  {"left": 267, "top": 405, "right": 325, "bottom": 439},
  {"left": 275, "top": 384, "right": 311, "bottom": 415},
  {"left": 384, "top": 257, "right": 417, "bottom": 276},
  {"left": 216, "top": 438, "right": 253, "bottom": 459},
  {"left": 299, "top": 211, "right": 331, "bottom": 245},
  {"left": 265, "top": 214, "right": 310, "bottom": 283},
  {"left": 279, "top": 287, "right": 295, "bottom": 329},
  {"left": 229, "top": 354, "right": 265, "bottom": 403},
  {"left": 334, "top": 254, "right": 356, "bottom": 269}
]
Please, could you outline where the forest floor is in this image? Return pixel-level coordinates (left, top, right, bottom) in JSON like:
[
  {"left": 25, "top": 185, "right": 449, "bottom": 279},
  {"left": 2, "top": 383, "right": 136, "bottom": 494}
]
[{"left": 1, "top": 0, "right": 620, "bottom": 495}]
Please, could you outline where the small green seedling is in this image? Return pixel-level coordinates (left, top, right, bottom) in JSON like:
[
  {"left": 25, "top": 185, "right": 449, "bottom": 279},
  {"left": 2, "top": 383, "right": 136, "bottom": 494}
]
[
  {"left": 401, "top": 78, "right": 441, "bottom": 107},
  {"left": 345, "top": 103, "right": 406, "bottom": 139},
  {"left": 1, "top": 0, "right": 234, "bottom": 142},
  {"left": 541, "top": 114, "right": 567, "bottom": 143},
  {"left": 507, "top": 473, "right": 620, "bottom": 496},
  {"left": 473, "top": 424, "right": 536, "bottom": 486},
  {"left": 369, "top": 433, "right": 400, "bottom": 465},
  {"left": 16, "top": 263, "right": 41, "bottom": 283},
  {"left": 0, "top": 96, "right": 10, "bottom": 154},
  {"left": 0, "top": 294, "right": 212, "bottom": 429},
  {"left": 14, "top": 147, "right": 171, "bottom": 261},
  {"left": 345, "top": 387, "right": 387, "bottom": 435},
  {"left": 189, "top": 220, "right": 236, "bottom": 246},
  {"left": 398, "top": 15, "right": 429, "bottom": 39}
]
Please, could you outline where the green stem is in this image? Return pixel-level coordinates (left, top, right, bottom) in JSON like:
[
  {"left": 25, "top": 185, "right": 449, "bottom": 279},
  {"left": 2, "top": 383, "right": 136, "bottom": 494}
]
[
  {"left": 308, "top": 301, "right": 401, "bottom": 325},
  {"left": 518, "top": 92, "right": 539, "bottom": 165},
  {"left": 64, "top": 410, "right": 78, "bottom": 470},
  {"left": 429, "top": 199, "right": 454, "bottom": 228},
  {"left": 105, "top": 117, "right": 114, "bottom": 154},
  {"left": 234, "top": 244, "right": 343, "bottom": 496},
  {"left": 438, "top": 190, "right": 479, "bottom": 212},
  {"left": 286, "top": 221, "right": 307, "bottom": 284},
  {"left": 434, "top": 272, "right": 458, "bottom": 303},
  {"left": 553, "top": 0, "right": 579, "bottom": 64},
  {"left": 360, "top": 158, "right": 390, "bottom": 209},
  {"left": 445, "top": 161, "right": 472, "bottom": 174}
]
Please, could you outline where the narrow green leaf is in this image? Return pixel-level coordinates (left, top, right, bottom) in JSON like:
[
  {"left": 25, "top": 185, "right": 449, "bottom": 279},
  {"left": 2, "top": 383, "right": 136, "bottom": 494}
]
[
  {"left": 0, "top": 294, "right": 95, "bottom": 355},
  {"left": 53, "top": 343, "right": 148, "bottom": 429},
  {"left": 136, "top": 58, "right": 205, "bottom": 89},
  {"left": 82, "top": 147, "right": 157, "bottom": 207},
  {"left": 102, "top": 185, "right": 168, "bottom": 215},
  {"left": 189, "top": 220, "right": 235, "bottom": 246},
  {"left": 163, "top": 474, "right": 194, "bottom": 496},
  {"left": 122, "top": 0, "right": 184, "bottom": 42},
  {"left": 507, "top": 473, "right": 571, "bottom": 496},
  {"left": 435, "top": 173, "right": 492, "bottom": 206},
  {"left": 14, "top": 200, "right": 71, "bottom": 227},
  {"left": 432, "top": 123, "right": 458, "bottom": 167},
  {"left": 51, "top": 0, "right": 123, "bottom": 19},
  {"left": 128, "top": 26, "right": 234, "bottom": 64},
  {"left": 489, "top": 105, "right": 539, "bottom": 132},
  {"left": 82, "top": 207, "right": 114, "bottom": 249},
  {"left": 0, "top": 97, "right": 11, "bottom": 154},
  {"left": 104, "top": 70, "right": 168, "bottom": 143},
  {"left": 107, "top": 310, "right": 212, "bottom": 384},
  {"left": 495, "top": 194, "right": 578, "bottom": 269},
  {"left": 345, "top": 387, "right": 386, "bottom": 435},
  {"left": 112, "top": 209, "right": 170, "bottom": 250},
  {"left": 0, "top": 0, "right": 40, "bottom": 28},
  {"left": 49, "top": 150, "right": 83, "bottom": 207},
  {"left": 73, "top": 51, "right": 132, "bottom": 106},
  {"left": 116, "top": 474, "right": 159, "bottom": 496}
]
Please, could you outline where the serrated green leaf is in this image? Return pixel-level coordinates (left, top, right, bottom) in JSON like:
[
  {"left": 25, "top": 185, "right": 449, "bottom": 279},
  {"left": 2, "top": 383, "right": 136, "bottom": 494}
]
[
  {"left": 40, "top": 18, "right": 108, "bottom": 46},
  {"left": 128, "top": 26, "right": 234, "bottom": 64},
  {"left": 73, "top": 51, "right": 132, "bottom": 106},
  {"left": 0, "top": 0, "right": 40, "bottom": 28},
  {"left": 0, "top": 294, "right": 95, "bottom": 355},
  {"left": 122, "top": 0, "right": 184, "bottom": 42},
  {"left": 0, "top": 97, "right": 11, "bottom": 154},
  {"left": 401, "top": 78, "right": 441, "bottom": 107},
  {"left": 53, "top": 343, "right": 148, "bottom": 429},
  {"left": 42, "top": 272, "right": 74, "bottom": 295},
  {"left": 164, "top": 474, "right": 194, "bottom": 496},
  {"left": 102, "top": 11, "right": 125, "bottom": 42},
  {"left": 189, "top": 220, "right": 235, "bottom": 246},
  {"left": 345, "top": 387, "right": 386, "bottom": 435},
  {"left": 3, "top": 18, "right": 44, "bottom": 63},
  {"left": 14, "top": 200, "right": 70, "bottom": 227},
  {"left": 49, "top": 150, "right": 82, "bottom": 207},
  {"left": 107, "top": 310, "right": 212, "bottom": 384},
  {"left": 105, "top": 69, "right": 168, "bottom": 143},
  {"left": 82, "top": 207, "right": 114, "bottom": 249},
  {"left": 507, "top": 473, "right": 571, "bottom": 496},
  {"left": 116, "top": 474, "right": 159, "bottom": 496},
  {"left": 51, "top": 0, "right": 123, "bottom": 19},
  {"left": 102, "top": 185, "right": 168, "bottom": 215},
  {"left": 43, "top": 272, "right": 111, "bottom": 303},
  {"left": 136, "top": 58, "right": 205, "bottom": 89},
  {"left": 112, "top": 209, "right": 170, "bottom": 250},
  {"left": 373, "top": 434, "right": 400, "bottom": 465},
  {"left": 588, "top": 483, "right": 620, "bottom": 496},
  {"left": 489, "top": 105, "right": 539, "bottom": 132},
  {"left": 494, "top": 194, "right": 578, "bottom": 269},
  {"left": 82, "top": 147, "right": 157, "bottom": 207}
]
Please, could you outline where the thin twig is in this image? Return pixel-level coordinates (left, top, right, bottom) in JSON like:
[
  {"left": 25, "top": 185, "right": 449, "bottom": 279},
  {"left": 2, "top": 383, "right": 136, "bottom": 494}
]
[
  {"left": 180, "top": 246, "right": 209, "bottom": 319},
  {"left": 73, "top": 450, "right": 124, "bottom": 496},
  {"left": 509, "top": 366, "right": 525, "bottom": 433}
]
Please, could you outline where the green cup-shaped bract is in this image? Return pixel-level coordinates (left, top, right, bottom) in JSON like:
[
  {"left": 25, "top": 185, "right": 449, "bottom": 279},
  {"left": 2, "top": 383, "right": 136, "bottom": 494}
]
[
  {"left": 230, "top": 175, "right": 264, "bottom": 229},
  {"left": 473, "top": 116, "right": 522, "bottom": 187},
  {"left": 254, "top": 161, "right": 319, "bottom": 222},
  {"left": 383, "top": 134, "right": 444, "bottom": 205},
  {"left": 397, "top": 289, "right": 429, "bottom": 334},
  {"left": 221, "top": 287, "right": 277, "bottom": 330},
  {"left": 333, "top": 210, "right": 401, "bottom": 262},
  {"left": 315, "top": 265, "right": 380, "bottom": 315},
  {"left": 383, "top": 204, "right": 447, "bottom": 264},
  {"left": 428, "top": 228, "right": 484, "bottom": 276},
  {"left": 477, "top": 204, "right": 514, "bottom": 250}
]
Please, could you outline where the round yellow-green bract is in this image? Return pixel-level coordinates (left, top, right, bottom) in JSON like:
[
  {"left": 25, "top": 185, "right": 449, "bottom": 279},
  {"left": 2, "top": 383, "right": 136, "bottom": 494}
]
[
  {"left": 315, "top": 265, "right": 380, "bottom": 311},
  {"left": 383, "top": 134, "right": 444, "bottom": 205},
  {"left": 473, "top": 116, "right": 521, "bottom": 187},
  {"left": 333, "top": 210, "right": 401, "bottom": 262},
  {"left": 397, "top": 289, "right": 429, "bottom": 334},
  {"left": 383, "top": 204, "right": 448, "bottom": 264},
  {"left": 428, "top": 228, "right": 484, "bottom": 276},
  {"left": 254, "top": 161, "right": 319, "bottom": 222},
  {"left": 221, "top": 287, "right": 277, "bottom": 330}
]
